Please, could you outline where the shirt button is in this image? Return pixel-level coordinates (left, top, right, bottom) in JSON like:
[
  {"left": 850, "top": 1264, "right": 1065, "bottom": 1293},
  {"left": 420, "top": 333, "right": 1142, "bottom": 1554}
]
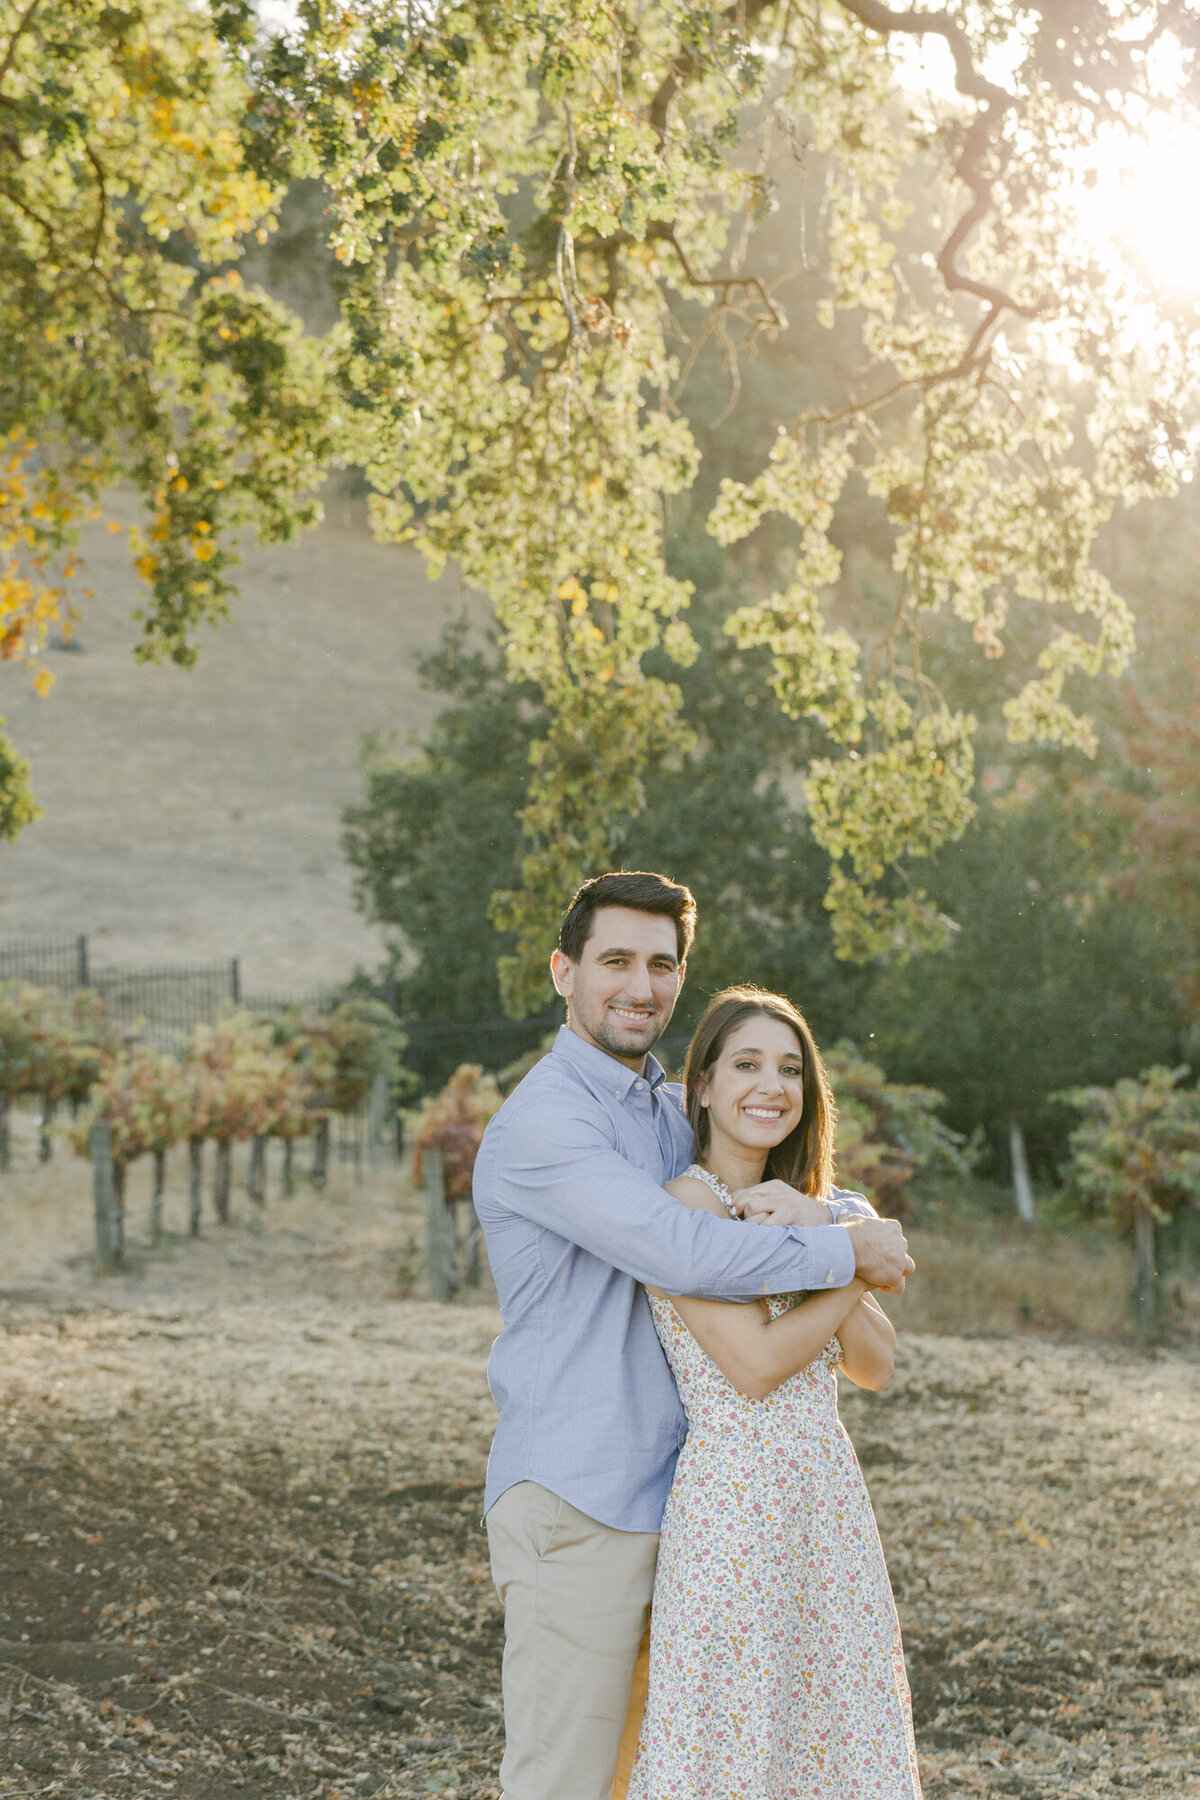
[
  {"left": 825, "top": 1270, "right": 836, "bottom": 1286},
  {"left": 634, "top": 1079, "right": 644, "bottom": 1090}
]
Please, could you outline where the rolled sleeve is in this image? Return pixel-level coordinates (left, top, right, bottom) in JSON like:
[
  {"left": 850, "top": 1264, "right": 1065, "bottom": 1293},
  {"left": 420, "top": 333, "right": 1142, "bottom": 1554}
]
[{"left": 826, "top": 1185, "right": 878, "bottom": 1225}]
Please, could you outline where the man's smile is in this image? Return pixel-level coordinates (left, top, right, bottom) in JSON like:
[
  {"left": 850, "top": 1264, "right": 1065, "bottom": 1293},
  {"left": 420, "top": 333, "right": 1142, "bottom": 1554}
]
[{"left": 608, "top": 1004, "right": 657, "bottom": 1025}]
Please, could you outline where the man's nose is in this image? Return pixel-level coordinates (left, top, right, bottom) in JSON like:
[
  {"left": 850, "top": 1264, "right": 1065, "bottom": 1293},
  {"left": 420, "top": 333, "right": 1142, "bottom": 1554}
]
[{"left": 624, "top": 962, "right": 655, "bottom": 1001}]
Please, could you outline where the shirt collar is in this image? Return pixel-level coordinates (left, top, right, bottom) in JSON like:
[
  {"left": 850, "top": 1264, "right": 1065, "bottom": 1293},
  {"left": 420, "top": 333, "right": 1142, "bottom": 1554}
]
[{"left": 551, "top": 1024, "right": 669, "bottom": 1101}]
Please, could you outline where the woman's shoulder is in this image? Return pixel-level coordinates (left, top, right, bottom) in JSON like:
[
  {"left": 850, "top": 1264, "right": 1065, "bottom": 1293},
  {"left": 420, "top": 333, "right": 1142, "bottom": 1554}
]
[{"left": 664, "top": 1169, "right": 732, "bottom": 1220}]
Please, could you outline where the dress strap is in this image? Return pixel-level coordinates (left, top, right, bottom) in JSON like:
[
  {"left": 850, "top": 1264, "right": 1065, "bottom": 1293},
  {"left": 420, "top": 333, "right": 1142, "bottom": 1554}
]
[{"left": 682, "top": 1162, "right": 739, "bottom": 1219}]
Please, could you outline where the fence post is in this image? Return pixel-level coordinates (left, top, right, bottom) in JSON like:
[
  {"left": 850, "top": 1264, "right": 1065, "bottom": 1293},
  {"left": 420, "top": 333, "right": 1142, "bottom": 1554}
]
[
  {"left": 1008, "top": 1121, "right": 1037, "bottom": 1226},
  {"left": 76, "top": 934, "right": 90, "bottom": 987},
  {"left": 423, "top": 1150, "right": 451, "bottom": 1302},
  {"left": 188, "top": 1137, "right": 203, "bottom": 1236},
  {"left": 368, "top": 1073, "right": 390, "bottom": 1166},
  {"left": 150, "top": 1149, "right": 166, "bottom": 1245},
  {"left": 1132, "top": 1210, "right": 1158, "bottom": 1341},
  {"left": 91, "top": 1119, "right": 116, "bottom": 1270},
  {"left": 230, "top": 957, "right": 241, "bottom": 1005}
]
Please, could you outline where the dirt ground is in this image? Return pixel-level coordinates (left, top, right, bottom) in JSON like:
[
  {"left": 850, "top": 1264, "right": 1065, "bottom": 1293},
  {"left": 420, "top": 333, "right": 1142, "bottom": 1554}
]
[{"left": 2, "top": 1146, "right": 1199, "bottom": 1800}]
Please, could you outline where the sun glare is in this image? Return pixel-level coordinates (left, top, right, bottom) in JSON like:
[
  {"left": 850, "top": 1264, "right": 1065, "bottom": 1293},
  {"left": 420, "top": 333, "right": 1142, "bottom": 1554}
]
[{"left": 1075, "top": 118, "right": 1200, "bottom": 301}]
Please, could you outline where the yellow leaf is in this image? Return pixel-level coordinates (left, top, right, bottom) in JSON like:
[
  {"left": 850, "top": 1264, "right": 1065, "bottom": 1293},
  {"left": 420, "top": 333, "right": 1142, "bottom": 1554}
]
[{"left": 32, "top": 666, "right": 54, "bottom": 696}]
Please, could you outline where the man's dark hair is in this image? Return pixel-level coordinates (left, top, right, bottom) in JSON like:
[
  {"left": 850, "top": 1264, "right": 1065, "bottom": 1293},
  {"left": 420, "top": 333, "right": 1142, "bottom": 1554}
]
[{"left": 557, "top": 870, "right": 697, "bottom": 965}]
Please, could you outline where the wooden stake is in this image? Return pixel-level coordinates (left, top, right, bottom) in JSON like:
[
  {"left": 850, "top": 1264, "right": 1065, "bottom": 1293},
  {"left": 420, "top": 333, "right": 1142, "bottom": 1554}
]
[
  {"left": 91, "top": 1118, "right": 116, "bottom": 1270},
  {"left": 423, "top": 1150, "right": 451, "bottom": 1302}
]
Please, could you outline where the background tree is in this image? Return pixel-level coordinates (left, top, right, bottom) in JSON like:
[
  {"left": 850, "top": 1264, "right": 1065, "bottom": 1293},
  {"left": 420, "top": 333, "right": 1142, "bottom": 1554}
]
[
  {"left": 265, "top": 0, "right": 1200, "bottom": 1008},
  {"left": 343, "top": 550, "right": 872, "bottom": 1047},
  {"left": 859, "top": 765, "right": 1186, "bottom": 1167}
]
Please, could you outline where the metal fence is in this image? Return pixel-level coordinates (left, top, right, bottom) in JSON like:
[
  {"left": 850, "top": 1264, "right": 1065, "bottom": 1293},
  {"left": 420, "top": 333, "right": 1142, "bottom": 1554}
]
[
  {"left": 0, "top": 935, "right": 563, "bottom": 1090},
  {"left": 0, "top": 934, "right": 90, "bottom": 988},
  {"left": 0, "top": 935, "right": 242, "bottom": 1041},
  {"left": 403, "top": 1012, "right": 562, "bottom": 1092},
  {"left": 90, "top": 961, "right": 242, "bottom": 1038}
]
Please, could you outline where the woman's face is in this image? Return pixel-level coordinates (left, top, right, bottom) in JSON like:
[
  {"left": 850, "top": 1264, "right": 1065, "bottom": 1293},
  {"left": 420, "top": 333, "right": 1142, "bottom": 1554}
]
[{"left": 701, "top": 1013, "right": 807, "bottom": 1154}]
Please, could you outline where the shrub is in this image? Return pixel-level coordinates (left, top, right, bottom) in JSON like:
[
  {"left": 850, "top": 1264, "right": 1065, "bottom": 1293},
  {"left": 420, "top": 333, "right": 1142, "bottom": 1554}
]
[
  {"left": 825, "top": 1041, "right": 978, "bottom": 1219},
  {"left": 412, "top": 1064, "right": 503, "bottom": 1202},
  {"left": 73, "top": 1048, "right": 192, "bottom": 1170},
  {"left": 1056, "top": 1066, "right": 1200, "bottom": 1235}
]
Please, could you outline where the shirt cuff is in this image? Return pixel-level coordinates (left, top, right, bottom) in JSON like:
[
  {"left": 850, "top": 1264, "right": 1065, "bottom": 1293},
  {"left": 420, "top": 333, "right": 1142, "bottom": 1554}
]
[{"left": 815, "top": 1223, "right": 857, "bottom": 1289}]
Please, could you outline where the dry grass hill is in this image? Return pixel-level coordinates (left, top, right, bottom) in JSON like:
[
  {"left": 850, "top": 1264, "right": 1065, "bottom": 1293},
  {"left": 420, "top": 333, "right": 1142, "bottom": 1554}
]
[{"left": 0, "top": 487, "right": 468, "bottom": 992}]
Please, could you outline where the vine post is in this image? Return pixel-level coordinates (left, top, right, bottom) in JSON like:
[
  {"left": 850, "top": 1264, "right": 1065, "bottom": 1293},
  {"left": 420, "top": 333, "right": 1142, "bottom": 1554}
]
[
  {"left": 90, "top": 1117, "right": 116, "bottom": 1271},
  {"left": 423, "top": 1149, "right": 451, "bottom": 1303},
  {"left": 188, "top": 1137, "right": 204, "bottom": 1238},
  {"left": 1132, "top": 1211, "right": 1159, "bottom": 1343}
]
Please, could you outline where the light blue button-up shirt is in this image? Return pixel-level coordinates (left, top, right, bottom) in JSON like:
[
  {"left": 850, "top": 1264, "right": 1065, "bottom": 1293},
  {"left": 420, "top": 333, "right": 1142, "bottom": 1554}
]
[{"left": 473, "top": 1027, "right": 876, "bottom": 1532}]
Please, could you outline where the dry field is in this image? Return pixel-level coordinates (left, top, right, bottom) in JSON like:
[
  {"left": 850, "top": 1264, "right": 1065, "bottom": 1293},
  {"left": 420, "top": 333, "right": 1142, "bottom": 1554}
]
[
  {"left": 1, "top": 1146, "right": 1199, "bottom": 1800},
  {"left": 0, "top": 488, "right": 469, "bottom": 991}
]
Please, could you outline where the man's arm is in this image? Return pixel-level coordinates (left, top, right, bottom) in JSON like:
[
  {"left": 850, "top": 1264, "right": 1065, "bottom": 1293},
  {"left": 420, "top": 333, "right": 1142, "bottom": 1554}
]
[
  {"left": 474, "top": 1092, "right": 857, "bottom": 1298},
  {"left": 733, "top": 1180, "right": 878, "bottom": 1226},
  {"left": 828, "top": 1185, "right": 879, "bottom": 1224}
]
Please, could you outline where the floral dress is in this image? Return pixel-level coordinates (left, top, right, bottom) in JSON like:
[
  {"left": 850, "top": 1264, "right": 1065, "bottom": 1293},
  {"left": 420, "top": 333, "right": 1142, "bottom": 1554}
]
[{"left": 627, "top": 1166, "right": 922, "bottom": 1800}]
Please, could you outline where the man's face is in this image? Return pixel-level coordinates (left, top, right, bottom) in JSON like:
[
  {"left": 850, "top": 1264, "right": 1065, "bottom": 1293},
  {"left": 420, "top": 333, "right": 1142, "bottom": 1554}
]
[{"left": 550, "top": 906, "right": 686, "bottom": 1071}]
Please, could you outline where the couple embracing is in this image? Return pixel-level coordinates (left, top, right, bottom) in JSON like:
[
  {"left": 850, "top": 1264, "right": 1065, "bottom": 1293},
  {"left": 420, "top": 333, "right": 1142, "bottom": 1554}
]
[{"left": 473, "top": 870, "right": 922, "bottom": 1800}]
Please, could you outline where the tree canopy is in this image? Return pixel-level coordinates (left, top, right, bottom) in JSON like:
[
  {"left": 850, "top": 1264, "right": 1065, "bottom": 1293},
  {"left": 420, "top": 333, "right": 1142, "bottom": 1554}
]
[
  {"left": 6, "top": 1, "right": 1200, "bottom": 1006},
  {"left": 0, "top": 0, "right": 333, "bottom": 822}
]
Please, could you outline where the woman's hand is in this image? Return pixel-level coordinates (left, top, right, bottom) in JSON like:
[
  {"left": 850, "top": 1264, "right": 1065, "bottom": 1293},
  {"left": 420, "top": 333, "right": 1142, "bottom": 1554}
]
[{"left": 730, "top": 1179, "right": 833, "bottom": 1228}]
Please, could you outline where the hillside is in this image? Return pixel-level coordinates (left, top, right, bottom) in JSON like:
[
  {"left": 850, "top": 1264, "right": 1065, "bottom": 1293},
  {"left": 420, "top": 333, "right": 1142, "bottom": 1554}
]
[{"left": 0, "top": 489, "right": 468, "bottom": 992}]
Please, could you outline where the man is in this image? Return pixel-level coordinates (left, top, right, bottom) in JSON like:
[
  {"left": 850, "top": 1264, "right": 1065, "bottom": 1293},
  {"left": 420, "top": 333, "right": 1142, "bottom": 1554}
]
[{"left": 473, "top": 870, "right": 914, "bottom": 1800}]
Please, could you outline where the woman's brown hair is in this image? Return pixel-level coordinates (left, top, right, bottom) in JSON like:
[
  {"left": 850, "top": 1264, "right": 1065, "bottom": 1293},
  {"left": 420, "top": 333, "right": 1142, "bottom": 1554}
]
[{"left": 683, "top": 986, "right": 836, "bottom": 1196}]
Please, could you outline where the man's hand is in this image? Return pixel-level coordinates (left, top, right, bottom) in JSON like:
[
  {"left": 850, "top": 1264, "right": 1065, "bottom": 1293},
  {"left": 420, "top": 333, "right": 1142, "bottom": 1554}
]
[
  {"left": 730, "top": 1179, "right": 833, "bottom": 1228},
  {"left": 844, "top": 1217, "right": 915, "bottom": 1294}
]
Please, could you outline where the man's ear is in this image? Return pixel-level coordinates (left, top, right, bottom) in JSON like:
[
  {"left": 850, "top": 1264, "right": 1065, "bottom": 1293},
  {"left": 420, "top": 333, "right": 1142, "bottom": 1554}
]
[{"left": 549, "top": 949, "right": 574, "bottom": 997}]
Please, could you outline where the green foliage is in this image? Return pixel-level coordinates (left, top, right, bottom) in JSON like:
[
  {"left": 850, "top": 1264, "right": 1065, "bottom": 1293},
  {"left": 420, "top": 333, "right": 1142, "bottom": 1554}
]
[
  {"left": 0, "top": 723, "right": 38, "bottom": 839},
  {"left": 1106, "top": 666, "right": 1200, "bottom": 1014},
  {"left": 266, "top": 998, "right": 408, "bottom": 1117},
  {"left": 74, "top": 1048, "right": 193, "bottom": 1169},
  {"left": 825, "top": 1041, "right": 977, "bottom": 1222},
  {"left": 343, "top": 573, "right": 871, "bottom": 1033},
  {"left": 1057, "top": 1067, "right": 1200, "bottom": 1235},
  {"left": 0, "top": 982, "right": 119, "bottom": 1105},
  {"left": 262, "top": 0, "right": 1200, "bottom": 1005},
  {"left": 0, "top": 0, "right": 336, "bottom": 809},
  {"left": 8, "top": 1, "right": 1200, "bottom": 1008},
  {"left": 182, "top": 1012, "right": 307, "bottom": 1145},
  {"left": 860, "top": 771, "right": 1185, "bottom": 1165}
]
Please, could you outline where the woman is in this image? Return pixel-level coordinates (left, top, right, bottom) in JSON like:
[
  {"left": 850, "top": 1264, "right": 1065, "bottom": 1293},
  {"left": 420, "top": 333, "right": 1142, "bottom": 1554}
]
[{"left": 622, "top": 985, "right": 922, "bottom": 1800}]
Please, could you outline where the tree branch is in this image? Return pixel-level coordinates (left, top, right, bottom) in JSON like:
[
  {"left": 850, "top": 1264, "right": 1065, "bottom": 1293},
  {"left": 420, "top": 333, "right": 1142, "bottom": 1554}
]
[
  {"left": 646, "top": 0, "right": 778, "bottom": 138},
  {"left": 835, "top": 0, "right": 1041, "bottom": 326},
  {"left": 0, "top": 0, "right": 42, "bottom": 92}
]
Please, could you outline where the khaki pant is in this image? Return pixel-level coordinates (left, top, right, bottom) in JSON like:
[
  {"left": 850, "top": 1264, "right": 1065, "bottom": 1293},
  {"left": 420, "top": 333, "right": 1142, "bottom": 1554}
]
[{"left": 486, "top": 1481, "right": 658, "bottom": 1800}]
